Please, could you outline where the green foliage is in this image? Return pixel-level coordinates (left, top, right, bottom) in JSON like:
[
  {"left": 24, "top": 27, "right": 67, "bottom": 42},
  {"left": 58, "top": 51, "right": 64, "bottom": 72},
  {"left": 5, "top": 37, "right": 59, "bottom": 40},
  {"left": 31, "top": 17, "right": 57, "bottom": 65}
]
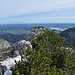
[
  {"left": 14, "top": 70, "right": 20, "bottom": 75},
  {"left": 12, "top": 47, "right": 62, "bottom": 75},
  {"left": 12, "top": 30, "right": 75, "bottom": 75},
  {"left": 32, "top": 30, "right": 64, "bottom": 51}
]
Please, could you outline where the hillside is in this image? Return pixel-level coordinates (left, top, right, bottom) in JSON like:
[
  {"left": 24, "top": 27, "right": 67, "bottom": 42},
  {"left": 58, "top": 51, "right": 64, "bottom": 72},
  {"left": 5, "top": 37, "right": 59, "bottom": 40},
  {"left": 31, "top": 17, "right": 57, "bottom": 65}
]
[
  {"left": 11, "top": 26, "right": 75, "bottom": 75},
  {"left": 0, "top": 25, "right": 31, "bottom": 44},
  {"left": 0, "top": 33, "right": 26, "bottom": 44},
  {"left": 8, "top": 26, "right": 47, "bottom": 56},
  {"left": 60, "top": 27, "right": 75, "bottom": 46}
]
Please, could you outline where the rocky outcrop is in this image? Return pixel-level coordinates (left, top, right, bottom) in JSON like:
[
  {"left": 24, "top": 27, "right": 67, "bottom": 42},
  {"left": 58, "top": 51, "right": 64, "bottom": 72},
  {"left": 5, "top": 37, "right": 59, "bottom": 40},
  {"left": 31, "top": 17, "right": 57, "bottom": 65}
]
[
  {"left": 0, "top": 64, "right": 6, "bottom": 75},
  {"left": 0, "top": 38, "right": 11, "bottom": 61},
  {"left": 10, "top": 40, "right": 32, "bottom": 56},
  {"left": 0, "top": 38, "right": 11, "bottom": 49},
  {"left": 60, "top": 47, "right": 75, "bottom": 54},
  {"left": 60, "top": 27, "right": 75, "bottom": 46},
  {"left": 26, "top": 26, "right": 47, "bottom": 41}
]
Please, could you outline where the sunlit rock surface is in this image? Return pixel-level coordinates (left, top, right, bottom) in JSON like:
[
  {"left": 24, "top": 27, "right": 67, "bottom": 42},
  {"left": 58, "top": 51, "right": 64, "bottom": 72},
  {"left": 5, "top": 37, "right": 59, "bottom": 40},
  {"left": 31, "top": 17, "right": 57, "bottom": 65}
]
[
  {"left": 10, "top": 40, "right": 32, "bottom": 56},
  {"left": 26, "top": 26, "right": 47, "bottom": 41},
  {"left": 0, "top": 38, "right": 11, "bottom": 49}
]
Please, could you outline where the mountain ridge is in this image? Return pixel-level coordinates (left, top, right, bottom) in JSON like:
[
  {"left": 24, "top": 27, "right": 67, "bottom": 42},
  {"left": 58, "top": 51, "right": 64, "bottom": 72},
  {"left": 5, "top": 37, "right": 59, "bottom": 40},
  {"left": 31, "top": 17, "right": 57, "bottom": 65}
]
[{"left": 60, "top": 27, "right": 75, "bottom": 46}]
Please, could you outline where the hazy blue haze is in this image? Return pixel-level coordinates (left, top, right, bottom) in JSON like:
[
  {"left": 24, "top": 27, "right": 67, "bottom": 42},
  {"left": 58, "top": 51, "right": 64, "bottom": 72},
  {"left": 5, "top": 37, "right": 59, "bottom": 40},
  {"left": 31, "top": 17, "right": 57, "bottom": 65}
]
[{"left": 0, "top": 23, "right": 75, "bottom": 30}]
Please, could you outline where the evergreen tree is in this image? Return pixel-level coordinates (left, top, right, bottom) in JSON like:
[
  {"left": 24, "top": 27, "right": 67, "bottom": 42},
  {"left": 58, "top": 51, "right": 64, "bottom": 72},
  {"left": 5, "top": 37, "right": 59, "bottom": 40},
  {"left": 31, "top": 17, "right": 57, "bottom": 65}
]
[{"left": 11, "top": 29, "right": 75, "bottom": 75}]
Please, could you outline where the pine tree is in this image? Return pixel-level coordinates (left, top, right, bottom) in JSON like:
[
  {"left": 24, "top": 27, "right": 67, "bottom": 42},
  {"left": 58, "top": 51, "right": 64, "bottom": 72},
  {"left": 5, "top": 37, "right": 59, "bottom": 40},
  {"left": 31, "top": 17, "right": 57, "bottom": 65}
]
[{"left": 11, "top": 29, "right": 75, "bottom": 75}]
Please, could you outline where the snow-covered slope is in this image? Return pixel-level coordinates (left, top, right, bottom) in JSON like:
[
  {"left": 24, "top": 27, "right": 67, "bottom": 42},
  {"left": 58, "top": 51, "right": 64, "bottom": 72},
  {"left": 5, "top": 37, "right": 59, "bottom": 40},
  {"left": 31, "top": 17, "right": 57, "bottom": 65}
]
[{"left": 0, "top": 55, "right": 21, "bottom": 75}]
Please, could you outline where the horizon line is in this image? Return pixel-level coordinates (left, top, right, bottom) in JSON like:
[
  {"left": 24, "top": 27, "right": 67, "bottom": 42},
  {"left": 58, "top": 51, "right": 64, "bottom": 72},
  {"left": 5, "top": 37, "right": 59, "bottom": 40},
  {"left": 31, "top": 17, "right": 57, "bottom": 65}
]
[{"left": 0, "top": 23, "right": 75, "bottom": 25}]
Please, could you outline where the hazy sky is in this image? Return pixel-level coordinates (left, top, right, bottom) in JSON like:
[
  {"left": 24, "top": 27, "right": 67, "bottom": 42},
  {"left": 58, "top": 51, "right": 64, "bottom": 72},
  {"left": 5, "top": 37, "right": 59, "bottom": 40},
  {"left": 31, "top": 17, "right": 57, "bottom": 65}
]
[{"left": 0, "top": 0, "right": 75, "bottom": 24}]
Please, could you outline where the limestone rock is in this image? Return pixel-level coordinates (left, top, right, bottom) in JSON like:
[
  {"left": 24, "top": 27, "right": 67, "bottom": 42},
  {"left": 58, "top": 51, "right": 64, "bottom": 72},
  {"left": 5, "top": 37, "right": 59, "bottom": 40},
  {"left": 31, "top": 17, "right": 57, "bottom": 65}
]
[
  {"left": 0, "top": 38, "right": 11, "bottom": 49},
  {"left": 10, "top": 40, "right": 32, "bottom": 56},
  {"left": 26, "top": 26, "right": 47, "bottom": 41}
]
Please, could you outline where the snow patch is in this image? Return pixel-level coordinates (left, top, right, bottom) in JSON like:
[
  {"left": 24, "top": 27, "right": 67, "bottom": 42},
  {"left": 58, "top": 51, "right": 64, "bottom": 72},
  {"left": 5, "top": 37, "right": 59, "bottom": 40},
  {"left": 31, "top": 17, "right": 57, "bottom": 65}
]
[
  {"left": 0, "top": 55, "right": 21, "bottom": 75},
  {"left": 0, "top": 55, "right": 21, "bottom": 68},
  {"left": 4, "top": 68, "right": 12, "bottom": 75}
]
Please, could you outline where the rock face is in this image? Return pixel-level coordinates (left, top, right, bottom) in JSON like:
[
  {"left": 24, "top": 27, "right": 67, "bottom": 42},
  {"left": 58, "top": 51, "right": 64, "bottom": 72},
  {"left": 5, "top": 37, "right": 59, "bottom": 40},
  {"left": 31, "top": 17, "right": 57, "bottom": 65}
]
[
  {"left": 26, "top": 26, "right": 47, "bottom": 41},
  {"left": 10, "top": 40, "right": 32, "bottom": 56},
  {"left": 60, "top": 47, "right": 75, "bottom": 54},
  {"left": 0, "top": 38, "right": 11, "bottom": 49},
  {"left": 0, "top": 64, "right": 6, "bottom": 75},
  {"left": 60, "top": 27, "right": 75, "bottom": 46}
]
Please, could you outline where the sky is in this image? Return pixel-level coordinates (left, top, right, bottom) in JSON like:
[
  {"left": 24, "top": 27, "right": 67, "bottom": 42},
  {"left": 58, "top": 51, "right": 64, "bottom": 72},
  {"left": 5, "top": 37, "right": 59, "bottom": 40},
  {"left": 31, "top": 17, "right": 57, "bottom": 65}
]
[{"left": 0, "top": 0, "right": 75, "bottom": 24}]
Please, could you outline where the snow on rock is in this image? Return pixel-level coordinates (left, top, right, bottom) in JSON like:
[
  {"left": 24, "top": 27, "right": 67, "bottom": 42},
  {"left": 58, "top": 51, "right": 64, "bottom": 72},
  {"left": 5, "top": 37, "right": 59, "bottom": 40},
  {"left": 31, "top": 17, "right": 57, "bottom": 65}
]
[
  {"left": 0, "top": 55, "right": 21, "bottom": 75},
  {"left": 0, "top": 55, "right": 21, "bottom": 68},
  {"left": 4, "top": 68, "right": 12, "bottom": 75}
]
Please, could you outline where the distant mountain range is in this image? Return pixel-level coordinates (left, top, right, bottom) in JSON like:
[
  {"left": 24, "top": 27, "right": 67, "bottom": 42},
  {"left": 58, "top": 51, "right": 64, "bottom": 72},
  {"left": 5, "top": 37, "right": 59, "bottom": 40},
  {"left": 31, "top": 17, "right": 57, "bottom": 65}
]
[{"left": 0, "top": 33, "right": 26, "bottom": 44}]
